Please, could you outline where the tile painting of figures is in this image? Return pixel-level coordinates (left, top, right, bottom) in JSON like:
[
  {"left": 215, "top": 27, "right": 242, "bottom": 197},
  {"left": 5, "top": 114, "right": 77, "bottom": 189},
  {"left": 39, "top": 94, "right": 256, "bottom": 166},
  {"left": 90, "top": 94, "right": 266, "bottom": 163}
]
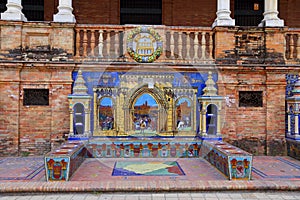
[
  {"left": 176, "top": 98, "right": 192, "bottom": 131},
  {"left": 99, "top": 97, "right": 114, "bottom": 130},
  {"left": 133, "top": 93, "right": 158, "bottom": 136}
]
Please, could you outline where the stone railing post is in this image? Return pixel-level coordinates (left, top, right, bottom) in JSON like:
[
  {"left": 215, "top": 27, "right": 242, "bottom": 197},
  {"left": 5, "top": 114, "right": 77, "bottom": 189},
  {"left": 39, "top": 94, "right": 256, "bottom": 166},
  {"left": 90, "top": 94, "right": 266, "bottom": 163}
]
[
  {"left": 53, "top": 0, "right": 76, "bottom": 23},
  {"left": 1, "top": 0, "right": 27, "bottom": 21}
]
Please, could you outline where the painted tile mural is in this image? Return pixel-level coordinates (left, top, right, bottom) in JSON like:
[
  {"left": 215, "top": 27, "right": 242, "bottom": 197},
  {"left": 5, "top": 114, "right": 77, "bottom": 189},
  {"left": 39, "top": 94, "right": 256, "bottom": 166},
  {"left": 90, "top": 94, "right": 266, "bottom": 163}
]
[
  {"left": 71, "top": 71, "right": 218, "bottom": 136},
  {"left": 86, "top": 141, "right": 201, "bottom": 158}
]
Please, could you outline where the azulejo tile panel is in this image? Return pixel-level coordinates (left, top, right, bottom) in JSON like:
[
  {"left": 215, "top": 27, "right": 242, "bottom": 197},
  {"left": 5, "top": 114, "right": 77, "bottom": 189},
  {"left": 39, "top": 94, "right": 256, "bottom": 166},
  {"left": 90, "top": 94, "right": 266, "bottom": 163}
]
[{"left": 86, "top": 140, "right": 202, "bottom": 158}]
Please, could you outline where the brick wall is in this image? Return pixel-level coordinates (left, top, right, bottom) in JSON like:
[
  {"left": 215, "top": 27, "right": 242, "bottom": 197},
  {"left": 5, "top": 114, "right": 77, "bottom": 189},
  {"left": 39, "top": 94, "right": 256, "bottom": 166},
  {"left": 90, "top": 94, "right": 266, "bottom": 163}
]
[
  {"left": 215, "top": 27, "right": 289, "bottom": 155},
  {"left": 0, "top": 65, "right": 73, "bottom": 156},
  {"left": 0, "top": 65, "right": 21, "bottom": 156},
  {"left": 164, "top": 0, "right": 216, "bottom": 26},
  {"left": 0, "top": 22, "right": 75, "bottom": 156},
  {"left": 279, "top": 0, "right": 300, "bottom": 28},
  {"left": 218, "top": 69, "right": 287, "bottom": 156}
]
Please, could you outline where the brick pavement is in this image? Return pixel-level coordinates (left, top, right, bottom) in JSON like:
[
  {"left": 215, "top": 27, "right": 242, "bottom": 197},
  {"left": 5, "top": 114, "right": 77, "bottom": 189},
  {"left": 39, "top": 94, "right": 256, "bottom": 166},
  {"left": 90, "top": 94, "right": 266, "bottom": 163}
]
[{"left": 0, "top": 156, "right": 300, "bottom": 193}]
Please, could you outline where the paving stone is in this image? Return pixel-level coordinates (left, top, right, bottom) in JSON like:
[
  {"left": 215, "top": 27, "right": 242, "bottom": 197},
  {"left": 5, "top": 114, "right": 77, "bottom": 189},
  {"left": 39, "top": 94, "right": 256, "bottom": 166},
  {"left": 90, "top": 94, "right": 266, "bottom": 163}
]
[
  {"left": 125, "top": 195, "right": 139, "bottom": 200},
  {"left": 44, "top": 195, "right": 61, "bottom": 200},
  {"left": 70, "top": 194, "right": 88, "bottom": 200},
  {"left": 177, "top": 193, "right": 191, "bottom": 198},
  {"left": 56, "top": 195, "right": 74, "bottom": 200},
  {"left": 111, "top": 195, "right": 125, "bottom": 200},
  {"left": 190, "top": 193, "right": 205, "bottom": 198},
  {"left": 229, "top": 193, "right": 243, "bottom": 199},
  {"left": 203, "top": 193, "right": 217, "bottom": 198},
  {"left": 152, "top": 193, "right": 165, "bottom": 198},
  {"left": 281, "top": 195, "right": 299, "bottom": 200},
  {"left": 165, "top": 193, "right": 178, "bottom": 198},
  {"left": 137, "top": 195, "right": 152, "bottom": 200},
  {"left": 205, "top": 198, "right": 220, "bottom": 200},
  {"left": 15, "top": 196, "right": 32, "bottom": 200},
  {"left": 151, "top": 198, "right": 165, "bottom": 200},
  {"left": 216, "top": 193, "right": 231, "bottom": 198},
  {"left": 30, "top": 195, "right": 46, "bottom": 200},
  {"left": 254, "top": 193, "right": 270, "bottom": 199},
  {"left": 85, "top": 194, "right": 101, "bottom": 200},
  {"left": 98, "top": 194, "right": 113, "bottom": 200},
  {"left": 191, "top": 198, "right": 205, "bottom": 200}
]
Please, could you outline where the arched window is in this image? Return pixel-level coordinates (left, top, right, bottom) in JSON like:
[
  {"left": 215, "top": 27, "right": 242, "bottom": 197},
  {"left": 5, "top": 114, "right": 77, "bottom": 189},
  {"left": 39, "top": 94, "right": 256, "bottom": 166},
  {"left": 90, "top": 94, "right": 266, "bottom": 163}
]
[
  {"left": 74, "top": 103, "right": 85, "bottom": 135},
  {"left": 206, "top": 104, "right": 218, "bottom": 135}
]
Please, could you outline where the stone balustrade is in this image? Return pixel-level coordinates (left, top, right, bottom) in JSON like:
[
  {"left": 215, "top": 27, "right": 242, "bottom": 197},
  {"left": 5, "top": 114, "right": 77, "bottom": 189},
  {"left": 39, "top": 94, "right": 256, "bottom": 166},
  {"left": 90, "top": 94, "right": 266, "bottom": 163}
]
[
  {"left": 285, "top": 29, "right": 300, "bottom": 61},
  {"left": 75, "top": 25, "right": 214, "bottom": 63}
]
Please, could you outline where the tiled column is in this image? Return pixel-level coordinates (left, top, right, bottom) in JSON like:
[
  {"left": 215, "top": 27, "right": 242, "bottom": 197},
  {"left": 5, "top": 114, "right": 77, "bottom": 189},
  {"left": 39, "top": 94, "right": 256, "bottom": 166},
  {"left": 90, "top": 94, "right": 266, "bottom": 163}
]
[
  {"left": 260, "top": 0, "right": 284, "bottom": 27},
  {"left": 212, "top": 0, "right": 235, "bottom": 27},
  {"left": 1, "top": 0, "right": 27, "bottom": 21},
  {"left": 53, "top": 0, "right": 76, "bottom": 23}
]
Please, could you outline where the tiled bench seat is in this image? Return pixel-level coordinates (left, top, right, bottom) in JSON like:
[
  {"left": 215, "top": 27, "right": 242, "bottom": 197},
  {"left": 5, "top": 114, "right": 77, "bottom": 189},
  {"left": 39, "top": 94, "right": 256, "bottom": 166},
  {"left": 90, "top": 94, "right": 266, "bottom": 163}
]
[
  {"left": 201, "top": 140, "right": 253, "bottom": 180},
  {"left": 45, "top": 141, "right": 87, "bottom": 181}
]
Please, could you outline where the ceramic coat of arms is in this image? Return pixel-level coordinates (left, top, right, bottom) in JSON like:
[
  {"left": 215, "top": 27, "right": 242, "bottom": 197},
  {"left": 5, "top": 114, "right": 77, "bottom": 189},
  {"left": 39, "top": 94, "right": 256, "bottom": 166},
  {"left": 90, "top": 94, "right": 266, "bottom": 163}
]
[{"left": 127, "top": 26, "right": 163, "bottom": 63}]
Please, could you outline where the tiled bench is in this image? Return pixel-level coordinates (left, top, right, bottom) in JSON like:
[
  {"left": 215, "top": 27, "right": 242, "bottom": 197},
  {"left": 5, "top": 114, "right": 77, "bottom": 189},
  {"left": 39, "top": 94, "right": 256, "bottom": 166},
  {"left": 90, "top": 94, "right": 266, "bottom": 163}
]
[
  {"left": 44, "top": 141, "right": 86, "bottom": 181},
  {"left": 200, "top": 140, "right": 253, "bottom": 180}
]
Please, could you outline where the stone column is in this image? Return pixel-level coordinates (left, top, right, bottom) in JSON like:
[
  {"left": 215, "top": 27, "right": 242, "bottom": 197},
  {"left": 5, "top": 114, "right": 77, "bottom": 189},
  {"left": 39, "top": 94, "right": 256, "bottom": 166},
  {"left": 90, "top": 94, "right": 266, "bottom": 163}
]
[
  {"left": 85, "top": 107, "right": 91, "bottom": 137},
  {"left": 69, "top": 110, "right": 74, "bottom": 136},
  {"left": 217, "top": 111, "right": 221, "bottom": 136},
  {"left": 260, "top": 0, "right": 284, "bottom": 27},
  {"left": 1, "top": 0, "right": 27, "bottom": 21},
  {"left": 202, "top": 110, "right": 207, "bottom": 136},
  {"left": 287, "top": 113, "right": 291, "bottom": 135},
  {"left": 53, "top": 0, "right": 76, "bottom": 23},
  {"left": 212, "top": 0, "right": 235, "bottom": 27}
]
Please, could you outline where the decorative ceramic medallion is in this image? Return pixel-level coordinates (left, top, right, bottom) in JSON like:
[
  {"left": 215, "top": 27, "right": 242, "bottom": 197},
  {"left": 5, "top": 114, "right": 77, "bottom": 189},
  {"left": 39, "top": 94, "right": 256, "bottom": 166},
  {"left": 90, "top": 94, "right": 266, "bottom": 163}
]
[{"left": 127, "top": 26, "right": 163, "bottom": 63}]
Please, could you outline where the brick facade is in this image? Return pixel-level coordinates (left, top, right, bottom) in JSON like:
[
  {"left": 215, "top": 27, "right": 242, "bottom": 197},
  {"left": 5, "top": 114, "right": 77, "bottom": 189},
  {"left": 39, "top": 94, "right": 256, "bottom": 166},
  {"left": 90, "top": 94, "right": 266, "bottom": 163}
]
[
  {"left": 0, "top": 1, "right": 299, "bottom": 156},
  {"left": 218, "top": 69, "right": 287, "bottom": 155},
  {"left": 0, "top": 21, "right": 75, "bottom": 156}
]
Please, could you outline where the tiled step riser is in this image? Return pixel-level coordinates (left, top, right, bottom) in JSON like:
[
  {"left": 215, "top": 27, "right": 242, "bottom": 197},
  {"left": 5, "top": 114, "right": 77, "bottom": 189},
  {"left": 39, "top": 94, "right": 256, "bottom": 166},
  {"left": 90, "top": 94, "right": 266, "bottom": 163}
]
[{"left": 86, "top": 141, "right": 202, "bottom": 158}]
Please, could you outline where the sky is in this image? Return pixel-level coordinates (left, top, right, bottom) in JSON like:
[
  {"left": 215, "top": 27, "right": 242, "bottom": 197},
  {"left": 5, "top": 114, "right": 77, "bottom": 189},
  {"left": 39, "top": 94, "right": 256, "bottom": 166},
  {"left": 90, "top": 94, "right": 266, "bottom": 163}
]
[{"left": 135, "top": 93, "right": 158, "bottom": 106}]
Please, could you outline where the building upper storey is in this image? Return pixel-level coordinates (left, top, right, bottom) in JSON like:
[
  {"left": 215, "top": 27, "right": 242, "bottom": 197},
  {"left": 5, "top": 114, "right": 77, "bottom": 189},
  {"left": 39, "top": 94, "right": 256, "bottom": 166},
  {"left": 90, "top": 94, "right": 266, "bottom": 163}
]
[
  {"left": 0, "top": 0, "right": 299, "bottom": 27},
  {"left": 0, "top": 0, "right": 299, "bottom": 65}
]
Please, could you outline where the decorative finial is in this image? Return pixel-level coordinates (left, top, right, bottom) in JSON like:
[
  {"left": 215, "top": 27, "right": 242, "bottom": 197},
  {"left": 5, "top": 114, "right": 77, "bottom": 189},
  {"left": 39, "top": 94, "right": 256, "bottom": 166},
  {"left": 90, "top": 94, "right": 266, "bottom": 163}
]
[
  {"left": 73, "top": 70, "right": 88, "bottom": 95},
  {"left": 203, "top": 71, "right": 217, "bottom": 96}
]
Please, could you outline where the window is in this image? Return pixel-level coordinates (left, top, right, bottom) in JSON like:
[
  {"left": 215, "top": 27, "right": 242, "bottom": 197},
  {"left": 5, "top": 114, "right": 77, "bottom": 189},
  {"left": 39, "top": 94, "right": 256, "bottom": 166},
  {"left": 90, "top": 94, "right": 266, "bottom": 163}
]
[
  {"left": 239, "top": 91, "right": 263, "bottom": 107},
  {"left": 120, "top": 0, "right": 162, "bottom": 25},
  {"left": 0, "top": 2, "right": 6, "bottom": 14},
  {"left": 74, "top": 103, "right": 85, "bottom": 135},
  {"left": 0, "top": 0, "right": 44, "bottom": 21},
  {"left": 234, "top": 0, "right": 264, "bottom": 26},
  {"left": 23, "top": 89, "right": 49, "bottom": 106},
  {"left": 206, "top": 104, "right": 218, "bottom": 135}
]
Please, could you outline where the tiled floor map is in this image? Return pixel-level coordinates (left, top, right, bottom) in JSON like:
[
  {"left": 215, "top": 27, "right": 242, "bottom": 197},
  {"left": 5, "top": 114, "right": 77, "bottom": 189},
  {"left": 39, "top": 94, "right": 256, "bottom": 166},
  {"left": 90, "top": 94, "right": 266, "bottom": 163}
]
[{"left": 112, "top": 161, "right": 185, "bottom": 176}]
